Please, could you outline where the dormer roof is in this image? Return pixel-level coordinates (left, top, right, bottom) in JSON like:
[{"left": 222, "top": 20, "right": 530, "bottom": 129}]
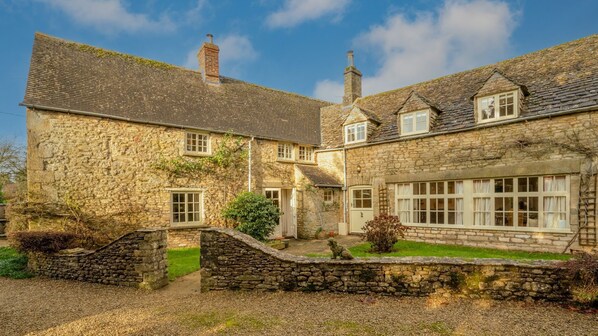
[
  {"left": 342, "top": 105, "right": 382, "bottom": 126},
  {"left": 394, "top": 91, "right": 441, "bottom": 115},
  {"left": 470, "top": 69, "right": 529, "bottom": 100}
]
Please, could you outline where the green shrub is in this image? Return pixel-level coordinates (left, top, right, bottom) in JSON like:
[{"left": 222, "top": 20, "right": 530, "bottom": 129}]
[
  {"left": 9, "top": 231, "right": 81, "bottom": 254},
  {"left": 0, "top": 247, "right": 33, "bottom": 279},
  {"left": 362, "top": 214, "right": 408, "bottom": 253},
  {"left": 222, "top": 192, "right": 280, "bottom": 241}
]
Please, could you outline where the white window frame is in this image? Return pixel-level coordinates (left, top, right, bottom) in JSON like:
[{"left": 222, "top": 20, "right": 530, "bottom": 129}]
[
  {"left": 476, "top": 90, "right": 519, "bottom": 124},
  {"left": 344, "top": 122, "right": 367, "bottom": 144},
  {"left": 298, "top": 145, "right": 315, "bottom": 162},
  {"left": 400, "top": 109, "right": 430, "bottom": 136},
  {"left": 394, "top": 175, "right": 570, "bottom": 232},
  {"left": 323, "top": 189, "right": 334, "bottom": 205},
  {"left": 277, "top": 142, "right": 294, "bottom": 161},
  {"left": 184, "top": 131, "right": 211, "bottom": 156},
  {"left": 170, "top": 189, "right": 204, "bottom": 226}
]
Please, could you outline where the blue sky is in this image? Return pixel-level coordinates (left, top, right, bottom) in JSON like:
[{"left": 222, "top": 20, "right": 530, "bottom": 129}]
[{"left": 0, "top": 0, "right": 596, "bottom": 144}]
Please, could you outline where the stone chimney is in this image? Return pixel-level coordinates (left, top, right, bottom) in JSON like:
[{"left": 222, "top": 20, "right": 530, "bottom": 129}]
[
  {"left": 343, "top": 50, "right": 362, "bottom": 105},
  {"left": 197, "top": 34, "right": 220, "bottom": 84}
]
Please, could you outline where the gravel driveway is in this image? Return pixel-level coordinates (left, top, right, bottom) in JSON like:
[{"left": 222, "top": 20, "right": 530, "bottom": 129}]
[{"left": 1, "top": 275, "right": 597, "bottom": 336}]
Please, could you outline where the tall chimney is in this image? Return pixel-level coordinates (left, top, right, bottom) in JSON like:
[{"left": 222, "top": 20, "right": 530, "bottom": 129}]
[
  {"left": 343, "top": 50, "right": 362, "bottom": 105},
  {"left": 197, "top": 33, "right": 220, "bottom": 84}
]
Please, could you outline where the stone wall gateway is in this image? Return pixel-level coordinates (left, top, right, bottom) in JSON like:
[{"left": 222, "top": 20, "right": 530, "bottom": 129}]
[
  {"left": 200, "top": 228, "right": 571, "bottom": 301},
  {"left": 27, "top": 228, "right": 169, "bottom": 289}
]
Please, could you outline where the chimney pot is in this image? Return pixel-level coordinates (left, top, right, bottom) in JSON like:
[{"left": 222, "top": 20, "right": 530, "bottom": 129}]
[
  {"left": 207, "top": 33, "right": 213, "bottom": 44},
  {"left": 347, "top": 50, "right": 354, "bottom": 67}
]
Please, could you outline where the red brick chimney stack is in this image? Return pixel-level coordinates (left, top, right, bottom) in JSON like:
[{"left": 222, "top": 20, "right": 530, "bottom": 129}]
[
  {"left": 343, "top": 50, "right": 362, "bottom": 106},
  {"left": 198, "top": 33, "right": 220, "bottom": 84}
]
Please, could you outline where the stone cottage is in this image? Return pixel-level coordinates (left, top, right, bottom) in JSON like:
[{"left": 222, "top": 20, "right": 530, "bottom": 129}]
[{"left": 23, "top": 33, "right": 598, "bottom": 252}]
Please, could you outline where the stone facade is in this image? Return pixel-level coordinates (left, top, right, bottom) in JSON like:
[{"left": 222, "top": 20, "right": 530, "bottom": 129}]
[
  {"left": 340, "top": 112, "right": 598, "bottom": 252},
  {"left": 26, "top": 109, "right": 333, "bottom": 238},
  {"left": 168, "top": 226, "right": 204, "bottom": 248},
  {"left": 200, "top": 228, "right": 571, "bottom": 301},
  {"left": 27, "top": 228, "right": 168, "bottom": 289}
]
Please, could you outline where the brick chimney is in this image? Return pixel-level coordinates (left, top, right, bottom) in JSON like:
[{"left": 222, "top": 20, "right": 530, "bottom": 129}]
[
  {"left": 197, "top": 34, "right": 220, "bottom": 84},
  {"left": 343, "top": 50, "right": 362, "bottom": 105}
]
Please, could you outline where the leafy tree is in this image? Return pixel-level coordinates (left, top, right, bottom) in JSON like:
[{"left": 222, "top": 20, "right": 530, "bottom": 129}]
[
  {"left": 222, "top": 192, "right": 280, "bottom": 241},
  {"left": 0, "top": 139, "right": 26, "bottom": 203}
]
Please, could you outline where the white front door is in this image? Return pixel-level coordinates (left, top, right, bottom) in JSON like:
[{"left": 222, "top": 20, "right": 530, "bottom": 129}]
[
  {"left": 349, "top": 187, "right": 374, "bottom": 233},
  {"left": 265, "top": 188, "right": 296, "bottom": 238}
]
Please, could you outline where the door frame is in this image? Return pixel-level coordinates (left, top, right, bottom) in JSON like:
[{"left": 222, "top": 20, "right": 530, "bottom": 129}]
[
  {"left": 349, "top": 186, "right": 374, "bottom": 233},
  {"left": 264, "top": 188, "right": 297, "bottom": 238}
]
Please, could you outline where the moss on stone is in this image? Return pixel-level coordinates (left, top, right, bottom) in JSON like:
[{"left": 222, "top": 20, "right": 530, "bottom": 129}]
[{"left": 71, "top": 43, "right": 175, "bottom": 70}]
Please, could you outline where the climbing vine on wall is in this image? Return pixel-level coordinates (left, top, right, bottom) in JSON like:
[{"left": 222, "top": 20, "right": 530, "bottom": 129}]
[{"left": 153, "top": 133, "right": 249, "bottom": 227}]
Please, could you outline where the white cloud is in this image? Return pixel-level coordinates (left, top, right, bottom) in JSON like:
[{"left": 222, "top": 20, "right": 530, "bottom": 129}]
[
  {"left": 314, "top": 0, "right": 517, "bottom": 102},
  {"left": 183, "top": 34, "right": 258, "bottom": 77},
  {"left": 36, "top": 0, "right": 176, "bottom": 34},
  {"left": 266, "top": 0, "right": 350, "bottom": 28}
]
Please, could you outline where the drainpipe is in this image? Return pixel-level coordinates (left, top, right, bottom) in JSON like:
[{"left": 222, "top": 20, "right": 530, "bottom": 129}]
[
  {"left": 248, "top": 136, "right": 254, "bottom": 192},
  {"left": 343, "top": 147, "right": 347, "bottom": 224}
]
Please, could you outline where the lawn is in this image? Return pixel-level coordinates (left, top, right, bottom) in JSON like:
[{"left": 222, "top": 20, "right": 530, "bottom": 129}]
[
  {"left": 168, "top": 247, "right": 200, "bottom": 281},
  {"left": 0, "top": 247, "right": 33, "bottom": 279},
  {"left": 307, "top": 240, "right": 571, "bottom": 261}
]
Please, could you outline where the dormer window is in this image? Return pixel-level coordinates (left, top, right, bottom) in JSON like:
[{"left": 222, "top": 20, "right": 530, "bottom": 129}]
[
  {"left": 345, "top": 122, "right": 366, "bottom": 144},
  {"left": 478, "top": 91, "right": 518, "bottom": 123},
  {"left": 185, "top": 131, "right": 210, "bottom": 155},
  {"left": 400, "top": 109, "right": 429, "bottom": 135},
  {"left": 277, "top": 143, "right": 294, "bottom": 160}
]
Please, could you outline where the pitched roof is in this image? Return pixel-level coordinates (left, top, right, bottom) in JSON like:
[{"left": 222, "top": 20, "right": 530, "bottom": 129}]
[
  {"left": 297, "top": 165, "right": 342, "bottom": 187},
  {"left": 321, "top": 34, "right": 598, "bottom": 148},
  {"left": 23, "top": 33, "right": 332, "bottom": 145}
]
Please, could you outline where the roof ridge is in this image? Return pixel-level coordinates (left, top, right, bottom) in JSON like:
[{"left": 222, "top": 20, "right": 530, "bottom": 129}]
[
  {"left": 34, "top": 32, "right": 334, "bottom": 106},
  {"left": 359, "top": 33, "right": 598, "bottom": 103},
  {"left": 220, "top": 76, "right": 334, "bottom": 105}
]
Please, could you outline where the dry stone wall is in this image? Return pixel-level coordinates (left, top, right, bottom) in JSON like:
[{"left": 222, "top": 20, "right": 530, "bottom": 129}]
[
  {"left": 200, "top": 228, "right": 571, "bottom": 301},
  {"left": 27, "top": 228, "right": 168, "bottom": 289}
]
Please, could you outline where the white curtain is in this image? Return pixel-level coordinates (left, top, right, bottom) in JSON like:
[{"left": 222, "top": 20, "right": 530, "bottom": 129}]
[
  {"left": 543, "top": 176, "right": 567, "bottom": 229},
  {"left": 474, "top": 180, "right": 491, "bottom": 226},
  {"left": 397, "top": 184, "right": 411, "bottom": 223},
  {"left": 455, "top": 181, "right": 464, "bottom": 225}
]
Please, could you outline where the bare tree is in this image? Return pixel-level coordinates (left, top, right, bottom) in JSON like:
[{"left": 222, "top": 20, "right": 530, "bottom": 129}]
[{"left": 0, "top": 139, "right": 26, "bottom": 183}]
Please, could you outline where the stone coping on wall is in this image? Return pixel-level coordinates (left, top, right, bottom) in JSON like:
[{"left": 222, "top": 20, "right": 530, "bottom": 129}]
[
  {"left": 28, "top": 228, "right": 169, "bottom": 289},
  {"left": 169, "top": 225, "right": 209, "bottom": 231},
  {"left": 200, "top": 227, "right": 563, "bottom": 268},
  {"left": 200, "top": 228, "right": 571, "bottom": 301}
]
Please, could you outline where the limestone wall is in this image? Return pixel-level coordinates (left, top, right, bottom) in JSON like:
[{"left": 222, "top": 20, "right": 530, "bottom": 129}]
[
  {"left": 27, "top": 228, "right": 168, "bottom": 289},
  {"left": 26, "top": 109, "right": 299, "bottom": 229},
  {"left": 168, "top": 226, "right": 204, "bottom": 248},
  {"left": 200, "top": 228, "right": 571, "bottom": 301}
]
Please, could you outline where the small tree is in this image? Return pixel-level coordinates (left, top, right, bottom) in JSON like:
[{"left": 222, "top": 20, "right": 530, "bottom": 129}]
[
  {"left": 222, "top": 192, "right": 280, "bottom": 241},
  {"left": 362, "top": 214, "right": 408, "bottom": 253}
]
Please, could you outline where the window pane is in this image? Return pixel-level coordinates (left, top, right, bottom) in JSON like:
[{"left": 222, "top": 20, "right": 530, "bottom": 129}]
[
  {"left": 518, "top": 177, "right": 527, "bottom": 192},
  {"left": 415, "top": 112, "right": 428, "bottom": 131},
  {"left": 529, "top": 177, "right": 539, "bottom": 192},
  {"left": 480, "top": 97, "right": 495, "bottom": 120},
  {"left": 402, "top": 115, "right": 414, "bottom": 133},
  {"left": 505, "top": 178, "right": 513, "bottom": 192}
]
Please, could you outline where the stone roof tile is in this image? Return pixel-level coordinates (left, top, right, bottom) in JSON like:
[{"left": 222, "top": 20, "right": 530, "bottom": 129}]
[{"left": 23, "top": 33, "right": 332, "bottom": 145}]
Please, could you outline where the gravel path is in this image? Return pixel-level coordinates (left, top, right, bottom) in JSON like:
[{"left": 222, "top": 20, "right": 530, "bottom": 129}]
[{"left": 1, "top": 275, "right": 597, "bottom": 336}]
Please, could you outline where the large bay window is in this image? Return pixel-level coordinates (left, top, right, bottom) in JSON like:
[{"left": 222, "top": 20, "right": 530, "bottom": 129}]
[
  {"left": 477, "top": 91, "right": 518, "bottom": 123},
  {"left": 395, "top": 175, "right": 569, "bottom": 231}
]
